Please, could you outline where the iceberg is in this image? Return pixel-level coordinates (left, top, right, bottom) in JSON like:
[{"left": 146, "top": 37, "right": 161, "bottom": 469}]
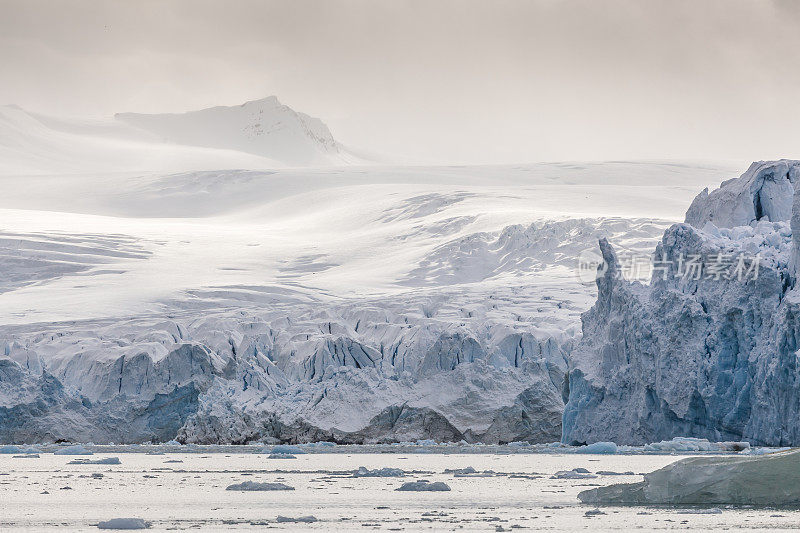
[
  {"left": 276, "top": 515, "right": 318, "bottom": 523},
  {"left": 0, "top": 445, "right": 22, "bottom": 454},
  {"left": 579, "top": 448, "right": 800, "bottom": 506},
  {"left": 68, "top": 457, "right": 121, "bottom": 465},
  {"left": 396, "top": 480, "right": 451, "bottom": 491},
  {"left": 575, "top": 442, "right": 617, "bottom": 454},
  {"left": 353, "top": 466, "right": 405, "bottom": 477},
  {"left": 54, "top": 445, "right": 93, "bottom": 455},
  {"left": 267, "top": 444, "right": 305, "bottom": 455},
  {"left": 225, "top": 481, "right": 294, "bottom": 491},
  {"left": 96, "top": 518, "right": 151, "bottom": 530}
]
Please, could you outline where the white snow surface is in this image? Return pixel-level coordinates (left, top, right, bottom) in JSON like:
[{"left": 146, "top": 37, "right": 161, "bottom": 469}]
[
  {"left": 0, "top": 97, "right": 357, "bottom": 175},
  {"left": 0, "top": 99, "right": 743, "bottom": 444}
]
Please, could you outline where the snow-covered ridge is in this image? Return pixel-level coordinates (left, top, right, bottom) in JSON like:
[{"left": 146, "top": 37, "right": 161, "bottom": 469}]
[
  {"left": 116, "top": 96, "right": 353, "bottom": 167},
  {"left": 0, "top": 96, "right": 356, "bottom": 175},
  {"left": 564, "top": 160, "right": 800, "bottom": 446}
]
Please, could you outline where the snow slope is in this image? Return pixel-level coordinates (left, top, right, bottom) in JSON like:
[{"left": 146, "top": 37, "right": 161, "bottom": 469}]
[
  {"left": 0, "top": 101, "right": 743, "bottom": 443},
  {"left": 116, "top": 96, "right": 353, "bottom": 167},
  {"left": 0, "top": 96, "right": 355, "bottom": 175}
]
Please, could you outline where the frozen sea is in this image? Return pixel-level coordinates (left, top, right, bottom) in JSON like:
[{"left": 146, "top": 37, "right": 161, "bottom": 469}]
[{"left": 1, "top": 447, "right": 797, "bottom": 531}]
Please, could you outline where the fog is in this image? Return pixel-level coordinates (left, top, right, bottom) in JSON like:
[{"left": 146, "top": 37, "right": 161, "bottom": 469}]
[{"left": 1, "top": 0, "right": 798, "bottom": 164}]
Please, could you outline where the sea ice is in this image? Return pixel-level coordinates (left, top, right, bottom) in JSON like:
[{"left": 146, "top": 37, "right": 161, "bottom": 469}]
[
  {"left": 69, "top": 457, "right": 121, "bottom": 465},
  {"left": 276, "top": 515, "right": 318, "bottom": 523},
  {"left": 551, "top": 469, "right": 597, "bottom": 479},
  {"left": 444, "top": 467, "right": 477, "bottom": 474},
  {"left": 0, "top": 445, "right": 22, "bottom": 454},
  {"left": 54, "top": 445, "right": 93, "bottom": 455},
  {"left": 353, "top": 466, "right": 405, "bottom": 477},
  {"left": 96, "top": 517, "right": 151, "bottom": 530},
  {"left": 579, "top": 448, "right": 800, "bottom": 505},
  {"left": 396, "top": 480, "right": 451, "bottom": 491},
  {"left": 226, "top": 481, "right": 294, "bottom": 491},
  {"left": 266, "top": 445, "right": 305, "bottom": 455},
  {"left": 575, "top": 442, "right": 617, "bottom": 454}
]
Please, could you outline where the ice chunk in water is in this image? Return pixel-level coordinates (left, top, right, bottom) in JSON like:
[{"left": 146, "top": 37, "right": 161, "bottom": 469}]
[
  {"left": 54, "top": 445, "right": 93, "bottom": 455},
  {"left": 551, "top": 469, "right": 597, "bottom": 479},
  {"left": 265, "top": 445, "right": 305, "bottom": 455},
  {"left": 579, "top": 448, "right": 800, "bottom": 505},
  {"left": 353, "top": 466, "right": 405, "bottom": 477},
  {"left": 276, "top": 515, "right": 318, "bottom": 523},
  {"left": 0, "top": 445, "right": 22, "bottom": 454},
  {"left": 396, "top": 481, "right": 451, "bottom": 491},
  {"left": 96, "top": 517, "right": 151, "bottom": 529},
  {"left": 226, "top": 481, "right": 294, "bottom": 491},
  {"left": 575, "top": 442, "right": 617, "bottom": 454},
  {"left": 69, "top": 457, "right": 121, "bottom": 465}
]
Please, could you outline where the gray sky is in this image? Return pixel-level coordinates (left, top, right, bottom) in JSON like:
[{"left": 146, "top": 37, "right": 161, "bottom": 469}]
[{"left": 1, "top": 0, "right": 799, "bottom": 164}]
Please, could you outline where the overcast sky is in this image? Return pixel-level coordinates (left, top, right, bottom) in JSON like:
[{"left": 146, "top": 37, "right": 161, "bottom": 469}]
[{"left": 1, "top": 0, "right": 799, "bottom": 164}]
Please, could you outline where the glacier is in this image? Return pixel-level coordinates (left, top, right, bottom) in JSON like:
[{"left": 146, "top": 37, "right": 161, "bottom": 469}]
[
  {"left": 0, "top": 97, "right": 746, "bottom": 445},
  {"left": 563, "top": 159, "right": 800, "bottom": 446}
]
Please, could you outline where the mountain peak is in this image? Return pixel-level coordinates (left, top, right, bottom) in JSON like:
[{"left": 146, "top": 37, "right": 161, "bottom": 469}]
[{"left": 115, "top": 97, "right": 350, "bottom": 166}]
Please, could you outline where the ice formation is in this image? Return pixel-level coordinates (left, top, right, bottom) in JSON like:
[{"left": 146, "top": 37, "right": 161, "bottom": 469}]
[
  {"left": 579, "top": 448, "right": 800, "bottom": 505},
  {"left": 353, "top": 466, "right": 405, "bottom": 477},
  {"left": 276, "top": 516, "right": 318, "bottom": 523},
  {"left": 69, "top": 457, "right": 121, "bottom": 465},
  {"left": 53, "top": 445, "right": 93, "bottom": 455},
  {"left": 564, "top": 160, "right": 800, "bottom": 446},
  {"left": 396, "top": 480, "right": 451, "bottom": 491},
  {"left": 96, "top": 518, "right": 151, "bottom": 530},
  {"left": 225, "top": 481, "right": 294, "bottom": 491}
]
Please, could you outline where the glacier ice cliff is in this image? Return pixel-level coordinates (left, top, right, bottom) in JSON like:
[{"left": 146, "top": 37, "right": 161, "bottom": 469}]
[
  {"left": 564, "top": 160, "right": 800, "bottom": 446},
  {"left": 0, "top": 300, "right": 569, "bottom": 444},
  {"left": 0, "top": 213, "right": 668, "bottom": 444}
]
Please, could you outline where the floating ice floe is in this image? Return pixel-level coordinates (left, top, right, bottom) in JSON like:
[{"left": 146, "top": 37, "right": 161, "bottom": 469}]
[
  {"left": 54, "top": 445, "right": 93, "bottom": 455},
  {"left": 643, "top": 437, "right": 749, "bottom": 453},
  {"left": 96, "top": 517, "right": 151, "bottom": 529},
  {"left": 579, "top": 448, "right": 800, "bottom": 505},
  {"left": 396, "top": 481, "right": 451, "bottom": 491},
  {"left": 353, "top": 466, "right": 405, "bottom": 477},
  {"left": 575, "top": 442, "right": 617, "bottom": 454},
  {"left": 276, "top": 516, "right": 318, "bottom": 523},
  {"left": 265, "top": 445, "right": 305, "bottom": 455},
  {"left": 69, "top": 457, "right": 121, "bottom": 465},
  {"left": 0, "top": 445, "right": 23, "bottom": 454},
  {"left": 226, "top": 481, "right": 294, "bottom": 491},
  {"left": 267, "top": 453, "right": 296, "bottom": 459},
  {"left": 551, "top": 468, "right": 597, "bottom": 479},
  {"left": 444, "top": 467, "right": 477, "bottom": 475}
]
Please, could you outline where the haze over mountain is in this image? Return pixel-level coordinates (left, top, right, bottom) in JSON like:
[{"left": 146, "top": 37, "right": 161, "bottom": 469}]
[{"left": 0, "top": 96, "right": 357, "bottom": 175}]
